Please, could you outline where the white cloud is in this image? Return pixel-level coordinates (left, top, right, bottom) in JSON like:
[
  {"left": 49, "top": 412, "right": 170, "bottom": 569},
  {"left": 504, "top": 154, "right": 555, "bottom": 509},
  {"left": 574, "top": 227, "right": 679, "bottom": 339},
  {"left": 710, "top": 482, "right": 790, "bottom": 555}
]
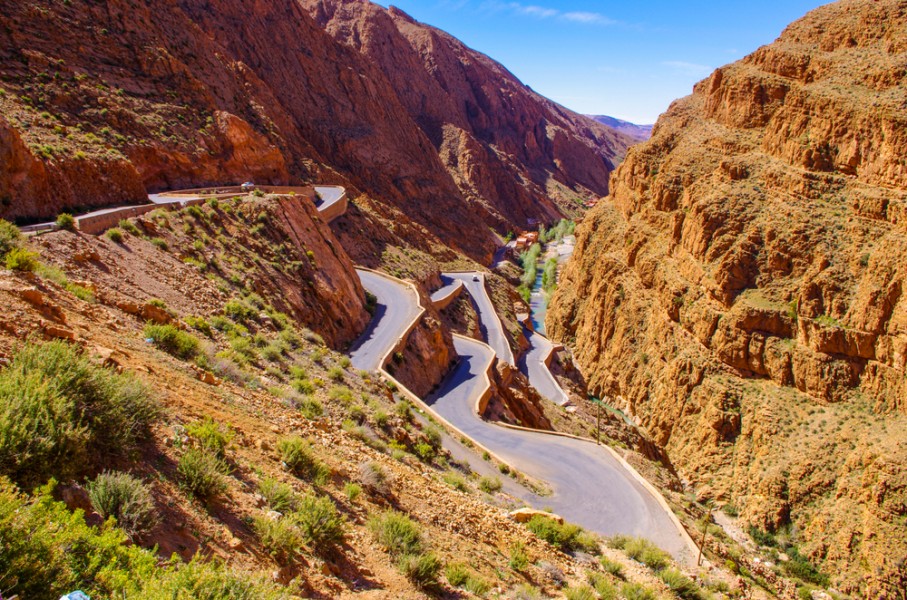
[
  {"left": 513, "top": 4, "right": 559, "bottom": 18},
  {"left": 662, "top": 60, "right": 713, "bottom": 75},
  {"left": 562, "top": 11, "right": 615, "bottom": 25}
]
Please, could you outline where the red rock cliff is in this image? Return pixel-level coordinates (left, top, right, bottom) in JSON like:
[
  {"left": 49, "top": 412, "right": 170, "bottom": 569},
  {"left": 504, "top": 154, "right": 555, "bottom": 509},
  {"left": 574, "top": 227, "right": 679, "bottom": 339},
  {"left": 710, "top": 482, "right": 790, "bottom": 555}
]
[{"left": 548, "top": 0, "right": 907, "bottom": 595}]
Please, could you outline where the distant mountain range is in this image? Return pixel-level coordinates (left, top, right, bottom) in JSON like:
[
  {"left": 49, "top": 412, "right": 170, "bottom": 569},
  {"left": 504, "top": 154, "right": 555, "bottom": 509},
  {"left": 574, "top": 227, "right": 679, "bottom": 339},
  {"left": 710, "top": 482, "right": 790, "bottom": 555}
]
[{"left": 587, "top": 116, "right": 653, "bottom": 142}]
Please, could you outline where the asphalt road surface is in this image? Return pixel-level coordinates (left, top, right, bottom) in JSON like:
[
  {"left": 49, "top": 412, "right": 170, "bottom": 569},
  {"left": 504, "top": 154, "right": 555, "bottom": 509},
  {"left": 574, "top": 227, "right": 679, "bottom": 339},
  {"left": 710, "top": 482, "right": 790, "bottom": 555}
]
[
  {"left": 348, "top": 269, "right": 422, "bottom": 372},
  {"left": 446, "top": 273, "right": 515, "bottom": 365},
  {"left": 518, "top": 328, "right": 571, "bottom": 406},
  {"left": 426, "top": 336, "right": 692, "bottom": 561}
]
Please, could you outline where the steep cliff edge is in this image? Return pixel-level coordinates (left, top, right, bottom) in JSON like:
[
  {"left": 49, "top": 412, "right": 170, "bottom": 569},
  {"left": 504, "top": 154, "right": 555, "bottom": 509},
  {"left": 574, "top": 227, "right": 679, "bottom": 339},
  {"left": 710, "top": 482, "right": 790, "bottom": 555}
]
[{"left": 548, "top": 0, "right": 907, "bottom": 595}]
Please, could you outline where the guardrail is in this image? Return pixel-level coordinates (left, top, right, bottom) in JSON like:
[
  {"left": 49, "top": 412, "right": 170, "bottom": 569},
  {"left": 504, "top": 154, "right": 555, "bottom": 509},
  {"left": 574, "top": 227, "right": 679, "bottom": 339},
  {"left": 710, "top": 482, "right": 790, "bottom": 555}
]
[{"left": 430, "top": 279, "right": 464, "bottom": 310}]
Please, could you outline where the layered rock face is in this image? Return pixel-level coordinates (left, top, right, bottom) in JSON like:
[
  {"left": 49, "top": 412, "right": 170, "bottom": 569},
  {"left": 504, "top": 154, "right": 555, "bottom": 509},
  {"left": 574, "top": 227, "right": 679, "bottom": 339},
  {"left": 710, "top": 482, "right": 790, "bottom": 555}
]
[
  {"left": 304, "top": 0, "right": 633, "bottom": 230},
  {"left": 548, "top": 0, "right": 907, "bottom": 594},
  {"left": 0, "top": 0, "right": 628, "bottom": 262}
]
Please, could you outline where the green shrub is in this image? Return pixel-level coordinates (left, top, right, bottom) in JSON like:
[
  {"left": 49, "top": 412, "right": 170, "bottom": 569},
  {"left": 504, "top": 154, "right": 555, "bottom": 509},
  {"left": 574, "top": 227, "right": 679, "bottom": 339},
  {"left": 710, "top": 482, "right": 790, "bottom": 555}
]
[
  {"left": 254, "top": 514, "right": 303, "bottom": 565},
  {"left": 442, "top": 471, "right": 469, "bottom": 493},
  {"left": 374, "top": 409, "right": 389, "bottom": 427},
  {"left": 88, "top": 471, "right": 157, "bottom": 537},
  {"left": 150, "top": 237, "right": 168, "bottom": 251},
  {"left": 257, "top": 477, "right": 296, "bottom": 513},
  {"left": 445, "top": 562, "right": 470, "bottom": 586},
  {"left": 621, "top": 537, "right": 670, "bottom": 571},
  {"left": 224, "top": 298, "right": 257, "bottom": 323},
  {"left": 185, "top": 316, "right": 213, "bottom": 337},
  {"left": 368, "top": 510, "right": 423, "bottom": 557},
  {"left": 423, "top": 425, "right": 442, "bottom": 449},
  {"left": 398, "top": 552, "right": 441, "bottom": 588},
  {"left": 327, "top": 366, "right": 344, "bottom": 381},
  {"left": 329, "top": 385, "right": 353, "bottom": 403},
  {"left": 588, "top": 572, "right": 618, "bottom": 600},
  {"left": 344, "top": 482, "right": 361, "bottom": 502},
  {"left": 186, "top": 205, "right": 205, "bottom": 219},
  {"left": 348, "top": 405, "right": 366, "bottom": 424},
  {"left": 292, "top": 378, "right": 315, "bottom": 394},
  {"left": 464, "top": 572, "right": 491, "bottom": 596},
  {"left": 478, "top": 476, "right": 502, "bottom": 493},
  {"left": 277, "top": 436, "right": 329, "bottom": 484},
  {"left": 0, "top": 340, "right": 159, "bottom": 486},
  {"left": 511, "top": 584, "right": 543, "bottom": 599},
  {"left": 5, "top": 246, "right": 39, "bottom": 271},
  {"left": 106, "top": 227, "right": 124, "bottom": 243},
  {"left": 178, "top": 449, "right": 228, "bottom": 499},
  {"left": 0, "top": 218, "right": 20, "bottom": 257},
  {"left": 298, "top": 397, "right": 323, "bottom": 420},
  {"left": 526, "top": 515, "right": 598, "bottom": 553},
  {"left": 143, "top": 323, "right": 200, "bottom": 360},
  {"left": 565, "top": 585, "right": 596, "bottom": 600},
  {"left": 509, "top": 541, "right": 529, "bottom": 570},
  {"left": 394, "top": 400, "right": 413, "bottom": 422},
  {"left": 118, "top": 219, "right": 140, "bottom": 235},
  {"left": 186, "top": 417, "right": 234, "bottom": 457},
  {"left": 600, "top": 556, "right": 624, "bottom": 578},
  {"left": 293, "top": 494, "right": 345, "bottom": 549},
  {"left": 621, "top": 582, "right": 657, "bottom": 600},
  {"left": 56, "top": 213, "right": 76, "bottom": 231},
  {"left": 659, "top": 568, "right": 705, "bottom": 600},
  {"left": 414, "top": 442, "right": 435, "bottom": 463}
]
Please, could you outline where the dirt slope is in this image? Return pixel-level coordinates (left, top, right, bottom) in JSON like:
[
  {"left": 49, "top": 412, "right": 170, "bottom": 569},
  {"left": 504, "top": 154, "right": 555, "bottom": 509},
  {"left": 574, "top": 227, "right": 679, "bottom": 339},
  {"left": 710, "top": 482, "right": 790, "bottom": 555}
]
[{"left": 547, "top": 0, "right": 907, "bottom": 595}]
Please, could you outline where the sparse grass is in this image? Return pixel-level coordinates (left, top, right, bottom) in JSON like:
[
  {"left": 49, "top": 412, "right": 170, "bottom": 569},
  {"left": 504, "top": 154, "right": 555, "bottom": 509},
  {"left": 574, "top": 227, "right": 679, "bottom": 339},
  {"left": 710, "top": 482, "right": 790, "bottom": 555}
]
[
  {"left": 87, "top": 471, "right": 157, "bottom": 537},
  {"left": 398, "top": 552, "right": 441, "bottom": 588},
  {"left": 564, "top": 585, "right": 596, "bottom": 600},
  {"left": 143, "top": 323, "right": 200, "bottom": 360},
  {"left": 659, "top": 568, "right": 706, "bottom": 600},
  {"left": 254, "top": 514, "right": 303, "bottom": 565},
  {"left": 105, "top": 227, "right": 124, "bottom": 243},
  {"left": 442, "top": 471, "right": 470, "bottom": 493},
  {"left": 368, "top": 510, "right": 423, "bottom": 557},
  {"left": 609, "top": 535, "right": 670, "bottom": 571},
  {"left": 118, "top": 219, "right": 140, "bottom": 235},
  {"left": 293, "top": 493, "right": 345, "bottom": 549},
  {"left": 344, "top": 482, "right": 362, "bottom": 502},
  {"left": 600, "top": 556, "right": 624, "bottom": 578},
  {"left": 621, "top": 582, "right": 657, "bottom": 600},
  {"left": 357, "top": 461, "right": 389, "bottom": 495},
  {"left": 177, "top": 449, "right": 228, "bottom": 499},
  {"left": 509, "top": 541, "right": 529, "bottom": 570},
  {"left": 297, "top": 397, "right": 324, "bottom": 420}
]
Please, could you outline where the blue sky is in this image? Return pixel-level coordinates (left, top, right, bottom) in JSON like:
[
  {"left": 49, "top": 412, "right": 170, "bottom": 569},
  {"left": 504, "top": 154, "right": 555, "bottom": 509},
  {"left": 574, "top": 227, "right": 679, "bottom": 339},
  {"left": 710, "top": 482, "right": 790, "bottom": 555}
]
[{"left": 374, "top": 1, "right": 830, "bottom": 123}]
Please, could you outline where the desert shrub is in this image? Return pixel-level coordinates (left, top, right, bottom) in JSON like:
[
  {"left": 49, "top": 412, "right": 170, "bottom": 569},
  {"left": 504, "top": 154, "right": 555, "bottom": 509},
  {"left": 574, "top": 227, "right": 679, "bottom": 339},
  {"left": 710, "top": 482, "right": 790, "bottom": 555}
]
[
  {"left": 257, "top": 477, "right": 296, "bottom": 513},
  {"left": 186, "top": 205, "right": 205, "bottom": 219},
  {"left": 0, "top": 339, "right": 159, "bottom": 486},
  {"left": 254, "top": 514, "right": 303, "bottom": 565},
  {"left": 394, "top": 400, "right": 413, "bottom": 422},
  {"left": 368, "top": 510, "right": 423, "bottom": 557},
  {"left": 277, "top": 436, "right": 328, "bottom": 484},
  {"left": 526, "top": 515, "right": 597, "bottom": 553},
  {"left": 659, "top": 568, "right": 705, "bottom": 600},
  {"left": 293, "top": 494, "right": 345, "bottom": 549},
  {"left": 224, "top": 298, "right": 257, "bottom": 323},
  {"left": 186, "top": 418, "right": 234, "bottom": 457},
  {"left": 398, "top": 552, "right": 441, "bottom": 588},
  {"left": 348, "top": 405, "right": 366, "bottom": 424},
  {"left": 509, "top": 541, "right": 529, "bottom": 570},
  {"left": 622, "top": 537, "right": 670, "bottom": 571},
  {"left": 298, "top": 397, "right": 323, "bottom": 420},
  {"left": 143, "top": 323, "right": 200, "bottom": 360},
  {"left": 260, "top": 343, "right": 283, "bottom": 362},
  {"left": 783, "top": 546, "right": 829, "bottom": 587},
  {"left": 600, "top": 556, "right": 624, "bottom": 578},
  {"left": 464, "top": 572, "right": 491, "bottom": 596},
  {"left": 621, "top": 582, "right": 657, "bottom": 600},
  {"left": 588, "top": 572, "right": 618, "bottom": 600},
  {"left": 118, "top": 219, "right": 140, "bottom": 235},
  {"left": 88, "top": 471, "right": 157, "bottom": 537},
  {"left": 565, "top": 585, "right": 596, "bottom": 600},
  {"left": 327, "top": 366, "right": 344, "bottom": 381},
  {"left": 106, "top": 227, "right": 124, "bottom": 243},
  {"left": 423, "top": 425, "right": 443, "bottom": 449},
  {"left": 292, "top": 378, "right": 315, "bottom": 395},
  {"left": 510, "top": 584, "right": 543, "bottom": 600},
  {"left": 185, "top": 316, "right": 213, "bottom": 337},
  {"left": 479, "top": 476, "right": 502, "bottom": 493},
  {"left": 56, "top": 213, "right": 75, "bottom": 231},
  {"left": 5, "top": 246, "right": 39, "bottom": 271},
  {"left": 150, "top": 237, "right": 168, "bottom": 251},
  {"left": 446, "top": 562, "right": 470, "bottom": 586},
  {"left": 374, "top": 409, "right": 389, "bottom": 427},
  {"left": 178, "top": 449, "right": 228, "bottom": 499},
  {"left": 442, "top": 471, "right": 469, "bottom": 493},
  {"left": 413, "top": 442, "right": 435, "bottom": 462},
  {"left": 0, "top": 218, "right": 21, "bottom": 257},
  {"left": 329, "top": 385, "right": 353, "bottom": 403},
  {"left": 344, "top": 482, "right": 361, "bottom": 502},
  {"left": 357, "top": 461, "right": 389, "bottom": 495}
]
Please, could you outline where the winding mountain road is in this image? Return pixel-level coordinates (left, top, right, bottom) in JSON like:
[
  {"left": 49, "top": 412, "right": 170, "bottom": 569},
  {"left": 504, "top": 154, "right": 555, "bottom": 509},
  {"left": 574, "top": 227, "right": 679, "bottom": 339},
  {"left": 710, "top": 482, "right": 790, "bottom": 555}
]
[
  {"left": 348, "top": 269, "right": 422, "bottom": 372},
  {"left": 518, "top": 328, "right": 571, "bottom": 406},
  {"left": 445, "top": 273, "right": 515, "bottom": 365},
  {"left": 351, "top": 269, "right": 695, "bottom": 563}
]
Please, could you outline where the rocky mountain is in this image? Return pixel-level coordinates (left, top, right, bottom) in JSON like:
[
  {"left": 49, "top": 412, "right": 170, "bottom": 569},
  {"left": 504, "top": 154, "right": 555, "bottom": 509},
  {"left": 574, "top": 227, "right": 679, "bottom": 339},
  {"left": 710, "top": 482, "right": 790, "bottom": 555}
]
[
  {"left": 0, "top": 0, "right": 630, "bottom": 263},
  {"left": 588, "top": 115, "right": 653, "bottom": 142},
  {"left": 548, "top": 0, "right": 907, "bottom": 595}
]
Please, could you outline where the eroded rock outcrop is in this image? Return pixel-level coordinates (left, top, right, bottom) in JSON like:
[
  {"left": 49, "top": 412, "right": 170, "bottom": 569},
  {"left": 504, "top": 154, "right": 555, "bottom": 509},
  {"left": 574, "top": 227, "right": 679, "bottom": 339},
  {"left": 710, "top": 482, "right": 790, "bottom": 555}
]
[{"left": 548, "top": 1, "right": 907, "bottom": 594}]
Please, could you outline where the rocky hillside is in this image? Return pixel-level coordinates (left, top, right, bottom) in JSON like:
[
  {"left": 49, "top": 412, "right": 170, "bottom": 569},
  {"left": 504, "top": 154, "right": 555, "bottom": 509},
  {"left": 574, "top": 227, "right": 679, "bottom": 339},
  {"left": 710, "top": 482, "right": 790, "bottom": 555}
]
[
  {"left": 0, "top": 0, "right": 629, "bottom": 262},
  {"left": 548, "top": 0, "right": 907, "bottom": 596},
  {"left": 304, "top": 0, "right": 633, "bottom": 229}
]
